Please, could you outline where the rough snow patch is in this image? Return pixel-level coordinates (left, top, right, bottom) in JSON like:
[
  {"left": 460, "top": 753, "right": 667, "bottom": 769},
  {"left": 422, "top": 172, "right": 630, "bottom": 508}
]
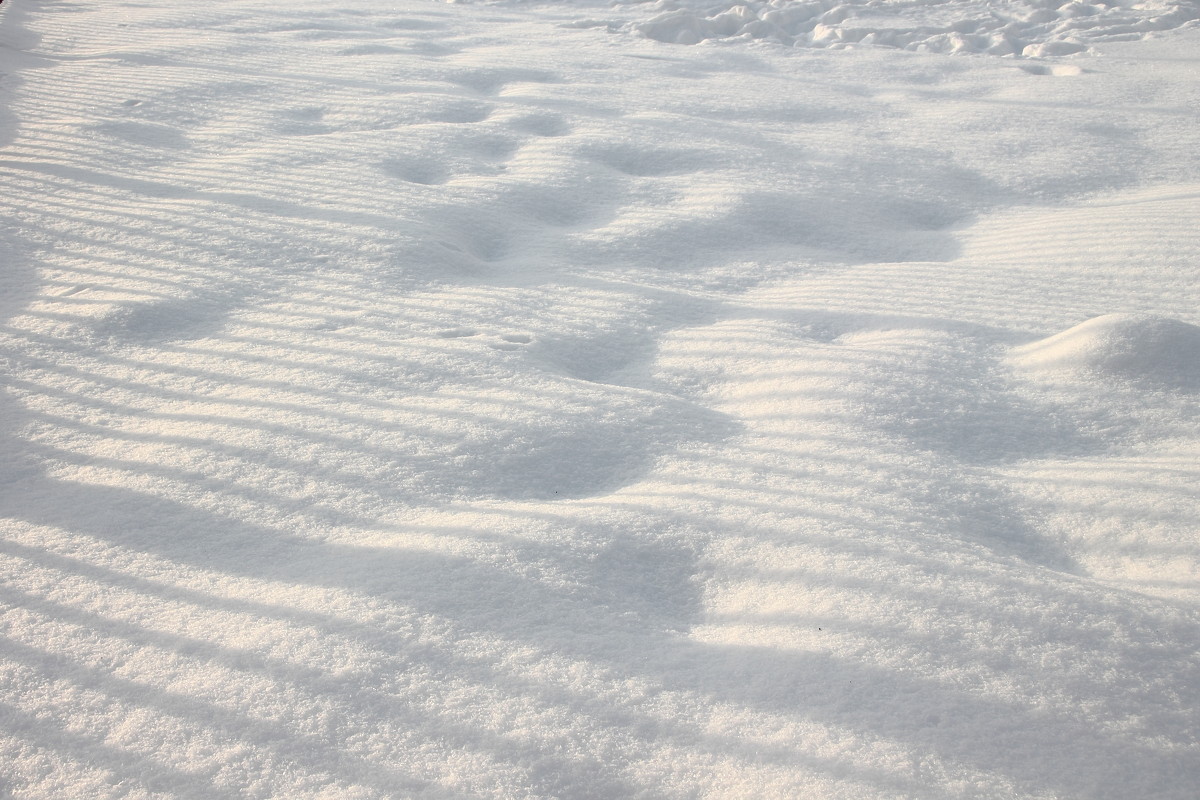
[{"left": 627, "top": 0, "right": 1199, "bottom": 55}]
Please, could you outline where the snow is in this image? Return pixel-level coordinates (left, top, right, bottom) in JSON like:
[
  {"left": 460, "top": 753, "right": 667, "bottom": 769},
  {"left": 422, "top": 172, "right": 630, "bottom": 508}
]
[
  {"left": 621, "top": 0, "right": 1200, "bottom": 53},
  {"left": 1009, "top": 313, "right": 1200, "bottom": 388},
  {"left": 0, "top": 0, "right": 1198, "bottom": 797}
]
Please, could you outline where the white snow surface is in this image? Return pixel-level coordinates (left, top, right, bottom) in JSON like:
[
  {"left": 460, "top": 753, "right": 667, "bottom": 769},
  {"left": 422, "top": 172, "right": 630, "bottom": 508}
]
[
  {"left": 619, "top": 0, "right": 1200, "bottom": 53},
  {"left": 1, "top": 0, "right": 1199, "bottom": 797}
]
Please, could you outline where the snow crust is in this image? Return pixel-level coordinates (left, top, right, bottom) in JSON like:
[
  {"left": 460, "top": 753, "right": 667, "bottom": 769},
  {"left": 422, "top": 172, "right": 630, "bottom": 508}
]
[{"left": 0, "top": 0, "right": 1198, "bottom": 797}]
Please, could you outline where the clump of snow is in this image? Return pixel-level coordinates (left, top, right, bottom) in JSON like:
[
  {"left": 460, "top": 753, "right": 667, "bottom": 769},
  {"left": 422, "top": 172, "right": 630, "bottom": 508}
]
[
  {"left": 1010, "top": 313, "right": 1200, "bottom": 389},
  {"left": 626, "top": 0, "right": 1200, "bottom": 54}
]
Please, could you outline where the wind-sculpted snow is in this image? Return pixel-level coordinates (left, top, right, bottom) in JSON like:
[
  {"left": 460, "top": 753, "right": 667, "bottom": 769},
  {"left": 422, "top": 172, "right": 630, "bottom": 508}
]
[
  {"left": 1010, "top": 313, "right": 1200, "bottom": 389},
  {"left": 1, "top": 0, "right": 1199, "bottom": 797},
  {"left": 619, "top": 0, "right": 1200, "bottom": 53}
]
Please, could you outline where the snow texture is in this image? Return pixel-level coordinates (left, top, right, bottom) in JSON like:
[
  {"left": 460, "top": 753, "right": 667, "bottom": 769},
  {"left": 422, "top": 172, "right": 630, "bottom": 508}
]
[
  {"left": 594, "top": 0, "right": 1200, "bottom": 53},
  {"left": 0, "top": 0, "right": 1198, "bottom": 798},
  {"left": 1010, "top": 313, "right": 1200, "bottom": 388}
]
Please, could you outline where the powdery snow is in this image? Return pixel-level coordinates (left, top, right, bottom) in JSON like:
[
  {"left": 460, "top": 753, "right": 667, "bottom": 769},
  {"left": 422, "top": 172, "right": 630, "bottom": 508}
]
[{"left": 0, "top": 0, "right": 1198, "bottom": 798}]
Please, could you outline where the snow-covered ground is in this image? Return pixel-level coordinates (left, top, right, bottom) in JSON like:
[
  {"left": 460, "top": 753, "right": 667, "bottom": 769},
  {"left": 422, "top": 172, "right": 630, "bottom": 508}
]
[{"left": 1, "top": 0, "right": 1198, "bottom": 797}]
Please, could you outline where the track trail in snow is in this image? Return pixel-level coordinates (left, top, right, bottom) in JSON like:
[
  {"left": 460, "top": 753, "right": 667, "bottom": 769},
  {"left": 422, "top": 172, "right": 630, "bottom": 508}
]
[{"left": 1, "top": 1, "right": 1199, "bottom": 798}]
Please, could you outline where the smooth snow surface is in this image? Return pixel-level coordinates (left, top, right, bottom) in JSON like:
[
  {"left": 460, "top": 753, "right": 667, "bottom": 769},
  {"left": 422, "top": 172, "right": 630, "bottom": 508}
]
[{"left": 1, "top": 0, "right": 1199, "bottom": 798}]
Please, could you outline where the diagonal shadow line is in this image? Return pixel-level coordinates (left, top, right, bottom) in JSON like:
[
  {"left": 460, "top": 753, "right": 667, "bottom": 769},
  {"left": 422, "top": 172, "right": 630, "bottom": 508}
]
[
  {"left": 690, "top": 634, "right": 1200, "bottom": 797},
  {"left": 0, "top": 638, "right": 439, "bottom": 799},
  {"left": 0, "top": 697, "right": 241, "bottom": 800},
  {"left": 0, "top": 541, "right": 956, "bottom": 797},
  {"left": 0, "top": 581, "right": 649, "bottom": 798},
  {"left": 0, "top": 160, "right": 407, "bottom": 231},
  {"left": 4, "top": 454, "right": 1196, "bottom": 798}
]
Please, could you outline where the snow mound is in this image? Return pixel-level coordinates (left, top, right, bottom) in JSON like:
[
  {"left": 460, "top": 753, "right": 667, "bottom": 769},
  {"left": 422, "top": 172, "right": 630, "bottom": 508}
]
[
  {"left": 1010, "top": 313, "right": 1200, "bottom": 388},
  {"left": 630, "top": 0, "right": 1199, "bottom": 54}
]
